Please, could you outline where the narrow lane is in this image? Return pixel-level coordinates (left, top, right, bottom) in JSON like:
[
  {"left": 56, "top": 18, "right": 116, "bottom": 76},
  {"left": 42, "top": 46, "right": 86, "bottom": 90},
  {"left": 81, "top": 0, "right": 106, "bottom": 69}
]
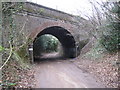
[{"left": 34, "top": 60, "right": 104, "bottom": 88}]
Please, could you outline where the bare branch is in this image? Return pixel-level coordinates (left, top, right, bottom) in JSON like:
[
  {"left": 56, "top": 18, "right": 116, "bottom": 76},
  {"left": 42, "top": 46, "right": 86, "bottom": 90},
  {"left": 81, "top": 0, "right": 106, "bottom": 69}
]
[{"left": 0, "top": 42, "right": 13, "bottom": 70}]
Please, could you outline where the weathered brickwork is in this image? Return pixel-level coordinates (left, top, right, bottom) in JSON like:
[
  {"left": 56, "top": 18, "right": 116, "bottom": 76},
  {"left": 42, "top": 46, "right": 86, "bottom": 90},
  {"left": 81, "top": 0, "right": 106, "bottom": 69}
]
[{"left": 2, "top": 2, "right": 90, "bottom": 62}]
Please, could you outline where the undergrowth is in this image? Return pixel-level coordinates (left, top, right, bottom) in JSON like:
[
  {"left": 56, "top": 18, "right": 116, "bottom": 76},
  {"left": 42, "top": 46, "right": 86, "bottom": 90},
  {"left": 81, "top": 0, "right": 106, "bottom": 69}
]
[{"left": 82, "top": 39, "right": 107, "bottom": 61}]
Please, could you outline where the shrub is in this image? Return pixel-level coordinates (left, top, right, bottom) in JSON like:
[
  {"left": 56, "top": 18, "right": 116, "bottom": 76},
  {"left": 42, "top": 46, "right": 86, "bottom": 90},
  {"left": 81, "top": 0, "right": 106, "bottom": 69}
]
[
  {"left": 39, "top": 34, "right": 59, "bottom": 53},
  {"left": 99, "top": 2, "right": 120, "bottom": 53}
]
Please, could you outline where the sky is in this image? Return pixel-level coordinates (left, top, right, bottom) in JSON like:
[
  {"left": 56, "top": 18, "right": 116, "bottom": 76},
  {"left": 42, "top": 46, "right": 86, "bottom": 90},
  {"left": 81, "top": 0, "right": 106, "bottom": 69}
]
[{"left": 27, "top": 0, "right": 107, "bottom": 18}]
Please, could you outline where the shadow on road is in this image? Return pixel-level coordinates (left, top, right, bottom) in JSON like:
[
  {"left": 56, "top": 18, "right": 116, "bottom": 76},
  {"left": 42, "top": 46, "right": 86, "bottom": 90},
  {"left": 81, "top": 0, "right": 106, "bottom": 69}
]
[
  {"left": 34, "top": 52, "right": 68, "bottom": 63},
  {"left": 34, "top": 57, "right": 68, "bottom": 63}
]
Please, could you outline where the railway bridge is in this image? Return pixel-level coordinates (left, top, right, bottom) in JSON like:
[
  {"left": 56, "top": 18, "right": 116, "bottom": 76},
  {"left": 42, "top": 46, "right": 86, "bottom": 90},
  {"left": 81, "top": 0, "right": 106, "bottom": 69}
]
[{"left": 2, "top": 2, "right": 90, "bottom": 62}]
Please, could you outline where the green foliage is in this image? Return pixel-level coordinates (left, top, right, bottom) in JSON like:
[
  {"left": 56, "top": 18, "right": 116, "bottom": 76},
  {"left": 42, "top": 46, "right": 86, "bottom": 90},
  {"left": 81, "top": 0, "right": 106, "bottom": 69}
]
[
  {"left": 40, "top": 35, "right": 59, "bottom": 52},
  {"left": 37, "top": 34, "right": 59, "bottom": 53},
  {"left": 83, "top": 40, "right": 106, "bottom": 60},
  {"left": 2, "top": 2, "right": 30, "bottom": 62},
  {"left": 0, "top": 45, "right": 4, "bottom": 52},
  {"left": 99, "top": 2, "right": 120, "bottom": 53},
  {"left": 2, "top": 2, "right": 31, "bottom": 88}
]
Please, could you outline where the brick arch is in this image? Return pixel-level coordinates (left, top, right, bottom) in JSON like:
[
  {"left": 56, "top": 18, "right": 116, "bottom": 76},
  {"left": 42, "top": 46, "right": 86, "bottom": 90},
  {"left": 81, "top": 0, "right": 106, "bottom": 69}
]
[
  {"left": 28, "top": 21, "right": 81, "bottom": 62},
  {"left": 29, "top": 21, "right": 75, "bottom": 40}
]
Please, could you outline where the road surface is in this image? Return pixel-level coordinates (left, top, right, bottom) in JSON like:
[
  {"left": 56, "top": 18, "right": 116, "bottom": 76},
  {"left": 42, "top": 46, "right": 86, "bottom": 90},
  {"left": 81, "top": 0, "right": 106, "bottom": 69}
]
[{"left": 33, "top": 58, "right": 105, "bottom": 88}]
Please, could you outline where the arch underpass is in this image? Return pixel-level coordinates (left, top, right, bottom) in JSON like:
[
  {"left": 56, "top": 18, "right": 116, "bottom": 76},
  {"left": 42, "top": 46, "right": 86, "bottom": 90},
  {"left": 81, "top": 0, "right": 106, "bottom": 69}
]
[
  {"left": 2, "top": 2, "right": 90, "bottom": 63},
  {"left": 33, "top": 26, "right": 77, "bottom": 61}
]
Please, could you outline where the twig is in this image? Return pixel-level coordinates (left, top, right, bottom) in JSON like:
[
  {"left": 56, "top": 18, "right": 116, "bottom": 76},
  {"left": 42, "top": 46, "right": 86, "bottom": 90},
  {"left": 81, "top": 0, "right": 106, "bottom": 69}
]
[
  {"left": 2, "top": 3, "right": 16, "bottom": 12},
  {"left": 0, "top": 42, "right": 13, "bottom": 70},
  {"left": 19, "top": 15, "right": 28, "bottom": 33}
]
